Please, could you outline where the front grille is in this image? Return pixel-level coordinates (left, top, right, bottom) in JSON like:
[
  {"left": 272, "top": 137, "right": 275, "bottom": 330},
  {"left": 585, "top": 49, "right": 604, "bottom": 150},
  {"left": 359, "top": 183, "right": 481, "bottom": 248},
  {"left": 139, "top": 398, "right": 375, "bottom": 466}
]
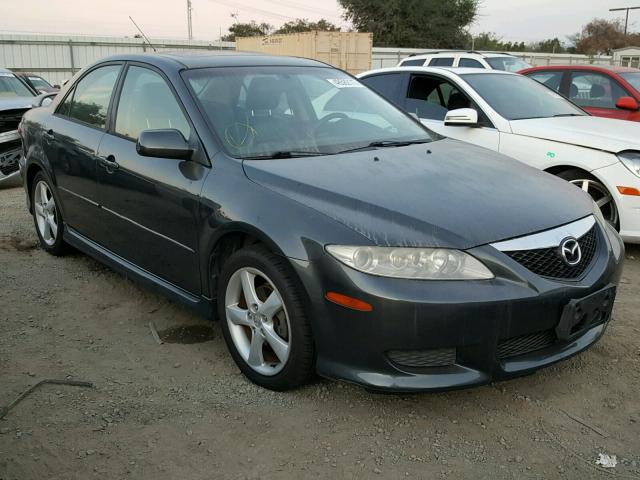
[
  {"left": 0, "top": 140, "right": 21, "bottom": 176},
  {"left": 497, "top": 330, "right": 556, "bottom": 359},
  {"left": 387, "top": 348, "right": 456, "bottom": 368},
  {"left": 505, "top": 226, "right": 598, "bottom": 280},
  {"left": 0, "top": 109, "right": 29, "bottom": 134}
]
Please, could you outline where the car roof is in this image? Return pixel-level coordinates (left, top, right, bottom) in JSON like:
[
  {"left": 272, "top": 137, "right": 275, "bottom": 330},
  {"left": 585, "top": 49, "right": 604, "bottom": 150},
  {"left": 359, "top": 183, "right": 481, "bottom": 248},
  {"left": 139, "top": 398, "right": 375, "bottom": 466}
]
[
  {"left": 359, "top": 66, "right": 517, "bottom": 77},
  {"left": 521, "top": 64, "right": 640, "bottom": 74},
  {"left": 0, "top": 67, "right": 13, "bottom": 74},
  {"left": 94, "top": 52, "right": 330, "bottom": 71}
]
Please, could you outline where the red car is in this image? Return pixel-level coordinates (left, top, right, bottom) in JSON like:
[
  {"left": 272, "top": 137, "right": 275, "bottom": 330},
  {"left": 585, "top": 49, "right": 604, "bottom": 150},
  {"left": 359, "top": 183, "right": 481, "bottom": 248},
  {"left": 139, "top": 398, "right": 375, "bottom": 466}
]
[{"left": 520, "top": 65, "right": 640, "bottom": 122}]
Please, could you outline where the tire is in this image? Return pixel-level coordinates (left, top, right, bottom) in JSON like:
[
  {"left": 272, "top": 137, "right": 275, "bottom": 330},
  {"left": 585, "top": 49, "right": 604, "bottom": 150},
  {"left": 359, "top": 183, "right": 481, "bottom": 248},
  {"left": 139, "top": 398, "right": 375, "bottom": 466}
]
[
  {"left": 217, "top": 245, "right": 314, "bottom": 391},
  {"left": 557, "top": 168, "right": 619, "bottom": 230},
  {"left": 31, "top": 172, "right": 70, "bottom": 256}
]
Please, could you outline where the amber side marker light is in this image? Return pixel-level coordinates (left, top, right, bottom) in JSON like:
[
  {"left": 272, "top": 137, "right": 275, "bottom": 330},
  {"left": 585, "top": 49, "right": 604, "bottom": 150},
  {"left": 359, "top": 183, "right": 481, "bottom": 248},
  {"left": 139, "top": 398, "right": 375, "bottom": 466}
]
[
  {"left": 325, "top": 292, "right": 373, "bottom": 312},
  {"left": 617, "top": 186, "right": 640, "bottom": 196}
]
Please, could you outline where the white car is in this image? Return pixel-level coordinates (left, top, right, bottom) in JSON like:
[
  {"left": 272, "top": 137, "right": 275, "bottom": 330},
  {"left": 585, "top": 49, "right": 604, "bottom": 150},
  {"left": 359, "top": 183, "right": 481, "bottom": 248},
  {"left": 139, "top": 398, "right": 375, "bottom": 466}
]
[
  {"left": 397, "top": 51, "right": 531, "bottom": 72},
  {"left": 358, "top": 67, "right": 640, "bottom": 243}
]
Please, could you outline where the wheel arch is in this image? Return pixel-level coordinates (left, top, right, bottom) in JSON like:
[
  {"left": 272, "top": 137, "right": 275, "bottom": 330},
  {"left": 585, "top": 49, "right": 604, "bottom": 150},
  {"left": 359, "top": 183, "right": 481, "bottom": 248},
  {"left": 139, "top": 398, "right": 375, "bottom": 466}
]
[{"left": 204, "top": 222, "right": 294, "bottom": 301}]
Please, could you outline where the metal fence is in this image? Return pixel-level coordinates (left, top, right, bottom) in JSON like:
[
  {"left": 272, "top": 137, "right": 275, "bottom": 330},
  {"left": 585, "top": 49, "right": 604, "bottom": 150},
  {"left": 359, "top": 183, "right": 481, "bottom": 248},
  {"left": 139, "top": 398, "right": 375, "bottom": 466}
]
[
  {"left": 0, "top": 34, "right": 234, "bottom": 85},
  {"left": 0, "top": 34, "right": 619, "bottom": 85}
]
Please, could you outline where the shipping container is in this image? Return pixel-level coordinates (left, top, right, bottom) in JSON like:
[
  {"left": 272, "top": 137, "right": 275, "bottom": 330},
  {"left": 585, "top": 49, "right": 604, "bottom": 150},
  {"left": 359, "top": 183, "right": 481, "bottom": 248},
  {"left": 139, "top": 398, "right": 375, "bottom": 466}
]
[{"left": 236, "top": 31, "right": 373, "bottom": 75}]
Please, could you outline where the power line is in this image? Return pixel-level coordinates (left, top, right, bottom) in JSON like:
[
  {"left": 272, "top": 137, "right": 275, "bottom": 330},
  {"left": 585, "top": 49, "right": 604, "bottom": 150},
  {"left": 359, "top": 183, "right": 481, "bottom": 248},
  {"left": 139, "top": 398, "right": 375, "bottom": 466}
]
[
  {"left": 609, "top": 6, "right": 640, "bottom": 34},
  {"left": 208, "top": 0, "right": 298, "bottom": 22}
]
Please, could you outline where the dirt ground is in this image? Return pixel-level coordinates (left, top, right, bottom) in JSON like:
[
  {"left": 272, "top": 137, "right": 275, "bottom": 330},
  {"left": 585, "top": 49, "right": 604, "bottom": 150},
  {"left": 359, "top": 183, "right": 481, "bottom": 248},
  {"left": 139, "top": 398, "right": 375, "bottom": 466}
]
[{"left": 0, "top": 185, "right": 639, "bottom": 480}]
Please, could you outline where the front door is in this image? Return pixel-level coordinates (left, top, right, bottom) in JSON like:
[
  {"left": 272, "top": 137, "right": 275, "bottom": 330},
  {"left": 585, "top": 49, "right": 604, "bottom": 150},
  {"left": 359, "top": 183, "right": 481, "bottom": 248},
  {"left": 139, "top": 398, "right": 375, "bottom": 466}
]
[
  {"left": 95, "top": 64, "right": 209, "bottom": 294},
  {"left": 404, "top": 74, "right": 500, "bottom": 150},
  {"left": 567, "top": 71, "right": 633, "bottom": 121}
]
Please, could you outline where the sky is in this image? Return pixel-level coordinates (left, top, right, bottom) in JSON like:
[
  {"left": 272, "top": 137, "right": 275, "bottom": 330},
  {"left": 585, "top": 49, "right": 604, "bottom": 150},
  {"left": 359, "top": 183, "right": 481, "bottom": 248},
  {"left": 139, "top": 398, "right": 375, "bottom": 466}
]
[{"left": 0, "top": 0, "right": 637, "bottom": 44}]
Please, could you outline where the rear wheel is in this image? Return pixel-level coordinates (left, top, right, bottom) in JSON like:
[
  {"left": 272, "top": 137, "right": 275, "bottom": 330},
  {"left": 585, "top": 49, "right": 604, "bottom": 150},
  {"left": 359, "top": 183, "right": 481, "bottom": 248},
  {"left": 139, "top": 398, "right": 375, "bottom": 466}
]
[
  {"left": 31, "top": 172, "right": 69, "bottom": 256},
  {"left": 557, "top": 169, "right": 619, "bottom": 229},
  {"left": 217, "top": 245, "right": 314, "bottom": 391}
]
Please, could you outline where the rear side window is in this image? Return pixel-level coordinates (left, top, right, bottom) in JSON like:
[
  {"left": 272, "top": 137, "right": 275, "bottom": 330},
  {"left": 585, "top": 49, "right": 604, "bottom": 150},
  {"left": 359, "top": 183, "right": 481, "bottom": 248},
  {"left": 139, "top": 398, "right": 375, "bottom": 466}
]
[
  {"left": 360, "top": 73, "right": 403, "bottom": 104},
  {"left": 429, "top": 57, "right": 454, "bottom": 67},
  {"left": 58, "top": 65, "right": 121, "bottom": 128},
  {"left": 114, "top": 66, "right": 191, "bottom": 141},
  {"left": 527, "top": 71, "right": 563, "bottom": 92},
  {"left": 458, "top": 58, "right": 485, "bottom": 68},
  {"left": 400, "top": 58, "right": 426, "bottom": 67}
]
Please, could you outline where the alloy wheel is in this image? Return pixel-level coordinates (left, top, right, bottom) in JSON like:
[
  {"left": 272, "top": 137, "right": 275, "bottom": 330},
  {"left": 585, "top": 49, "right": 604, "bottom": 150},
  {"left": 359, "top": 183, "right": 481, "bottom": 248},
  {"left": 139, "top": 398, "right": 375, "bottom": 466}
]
[
  {"left": 570, "top": 178, "right": 618, "bottom": 227},
  {"left": 33, "top": 180, "right": 58, "bottom": 246},
  {"left": 224, "top": 267, "right": 291, "bottom": 376}
]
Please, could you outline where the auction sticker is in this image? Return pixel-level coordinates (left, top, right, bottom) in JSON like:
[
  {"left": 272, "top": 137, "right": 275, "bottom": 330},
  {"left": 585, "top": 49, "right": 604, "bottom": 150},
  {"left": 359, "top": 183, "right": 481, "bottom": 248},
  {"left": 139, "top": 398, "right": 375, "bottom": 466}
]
[{"left": 327, "top": 78, "right": 363, "bottom": 88}]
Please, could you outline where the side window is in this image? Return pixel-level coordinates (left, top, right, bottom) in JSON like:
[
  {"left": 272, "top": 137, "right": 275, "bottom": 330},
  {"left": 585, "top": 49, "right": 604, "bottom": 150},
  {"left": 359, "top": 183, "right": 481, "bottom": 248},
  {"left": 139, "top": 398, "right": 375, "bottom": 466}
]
[
  {"left": 406, "top": 75, "right": 470, "bottom": 120},
  {"left": 59, "top": 65, "right": 121, "bottom": 129},
  {"left": 569, "top": 72, "right": 627, "bottom": 109},
  {"left": 429, "top": 57, "right": 454, "bottom": 67},
  {"left": 115, "top": 66, "right": 191, "bottom": 141},
  {"left": 400, "top": 58, "right": 426, "bottom": 67},
  {"left": 360, "top": 73, "right": 403, "bottom": 104},
  {"left": 459, "top": 58, "right": 485, "bottom": 68},
  {"left": 527, "top": 71, "right": 563, "bottom": 92}
]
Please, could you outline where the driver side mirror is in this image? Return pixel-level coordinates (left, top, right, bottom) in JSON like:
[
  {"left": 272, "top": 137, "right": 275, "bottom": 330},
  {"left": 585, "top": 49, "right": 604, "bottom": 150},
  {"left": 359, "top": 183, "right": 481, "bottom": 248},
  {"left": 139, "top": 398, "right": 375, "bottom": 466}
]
[
  {"left": 137, "top": 129, "right": 193, "bottom": 160},
  {"left": 616, "top": 96, "right": 639, "bottom": 111},
  {"left": 444, "top": 108, "right": 479, "bottom": 127},
  {"left": 37, "top": 92, "right": 57, "bottom": 107}
]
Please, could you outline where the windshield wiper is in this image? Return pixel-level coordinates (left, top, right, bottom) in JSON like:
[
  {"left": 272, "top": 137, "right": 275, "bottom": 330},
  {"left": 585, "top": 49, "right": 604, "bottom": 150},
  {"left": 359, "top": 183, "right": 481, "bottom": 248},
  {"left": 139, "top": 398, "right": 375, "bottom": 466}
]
[
  {"left": 335, "top": 139, "right": 431, "bottom": 154},
  {"left": 240, "top": 151, "right": 330, "bottom": 160},
  {"left": 552, "top": 113, "right": 584, "bottom": 117}
]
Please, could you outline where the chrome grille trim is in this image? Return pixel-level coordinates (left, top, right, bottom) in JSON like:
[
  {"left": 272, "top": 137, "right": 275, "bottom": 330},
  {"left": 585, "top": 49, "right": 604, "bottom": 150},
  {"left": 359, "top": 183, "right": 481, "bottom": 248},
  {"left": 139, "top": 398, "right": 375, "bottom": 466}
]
[{"left": 490, "top": 216, "right": 596, "bottom": 252}]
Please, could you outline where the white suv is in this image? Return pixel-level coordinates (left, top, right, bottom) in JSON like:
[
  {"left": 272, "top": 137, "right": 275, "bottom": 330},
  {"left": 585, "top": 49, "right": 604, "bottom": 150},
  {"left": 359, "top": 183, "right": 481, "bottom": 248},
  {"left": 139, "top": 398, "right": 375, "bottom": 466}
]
[{"left": 398, "top": 51, "right": 531, "bottom": 72}]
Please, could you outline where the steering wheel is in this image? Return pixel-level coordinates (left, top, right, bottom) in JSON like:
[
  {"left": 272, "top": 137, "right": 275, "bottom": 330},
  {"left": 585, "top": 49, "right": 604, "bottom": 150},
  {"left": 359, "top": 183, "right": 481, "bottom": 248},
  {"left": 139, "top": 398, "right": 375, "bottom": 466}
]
[{"left": 315, "top": 112, "right": 349, "bottom": 132}]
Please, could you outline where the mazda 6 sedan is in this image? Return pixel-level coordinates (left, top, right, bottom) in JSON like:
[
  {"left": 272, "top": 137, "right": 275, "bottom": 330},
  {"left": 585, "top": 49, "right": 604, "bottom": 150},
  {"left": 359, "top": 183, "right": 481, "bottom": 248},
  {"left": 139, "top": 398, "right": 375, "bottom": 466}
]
[{"left": 19, "top": 53, "right": 625, "bottom": 392}]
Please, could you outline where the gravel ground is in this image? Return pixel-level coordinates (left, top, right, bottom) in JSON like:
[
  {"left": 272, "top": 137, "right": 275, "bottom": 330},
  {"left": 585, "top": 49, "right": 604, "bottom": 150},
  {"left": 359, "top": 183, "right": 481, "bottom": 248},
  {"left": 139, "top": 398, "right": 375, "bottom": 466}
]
[{"left": 1, "top": 185, "right": 639, "bottom": 480}]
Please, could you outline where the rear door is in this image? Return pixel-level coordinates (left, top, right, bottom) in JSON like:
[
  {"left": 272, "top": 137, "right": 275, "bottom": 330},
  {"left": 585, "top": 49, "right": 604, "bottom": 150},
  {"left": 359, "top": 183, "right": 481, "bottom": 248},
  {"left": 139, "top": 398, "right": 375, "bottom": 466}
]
[
  {"left": 45, "top": 63, "right": 123, "bottom": 240},
  {"left": 568, "top": 70, "right": 632, "bottom": 120},
  {"left": 402, "top": 73, "right": 500, "bottom": 150},
  {"left": 95, "top": 63, "right": 208, "bottom": 294}
]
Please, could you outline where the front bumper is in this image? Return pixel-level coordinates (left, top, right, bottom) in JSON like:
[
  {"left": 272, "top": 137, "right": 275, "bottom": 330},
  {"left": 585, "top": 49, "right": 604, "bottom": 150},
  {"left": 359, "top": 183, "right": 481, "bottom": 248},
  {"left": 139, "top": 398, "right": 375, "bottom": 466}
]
[
  {"left": 0, "top": 130, "right": 23, "bottom": 188},
  {"left": 293, "top": 220, "right": 624, "bottom": 392},
  {"left": 592, "top": 161, "right": 640, "bottom": 244}
]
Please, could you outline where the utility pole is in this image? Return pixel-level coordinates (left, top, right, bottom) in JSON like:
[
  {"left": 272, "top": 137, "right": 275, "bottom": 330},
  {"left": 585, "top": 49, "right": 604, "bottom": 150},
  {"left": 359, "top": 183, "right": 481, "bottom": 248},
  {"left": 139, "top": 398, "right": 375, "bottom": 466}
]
[
  {"left": 187, "top": 0, "right": 193, "bottom": 40},
  {"left": 609, "top": 6, "right": 640, "bottom": 35}
]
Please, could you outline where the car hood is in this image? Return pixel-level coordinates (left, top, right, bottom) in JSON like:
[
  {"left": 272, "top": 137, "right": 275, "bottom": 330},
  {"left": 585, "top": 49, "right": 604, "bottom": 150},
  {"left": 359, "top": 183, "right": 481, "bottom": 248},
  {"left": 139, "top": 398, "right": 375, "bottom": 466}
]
[
  {"left": 243, "top": 139, "right": 592, "bottom": 249},
  {"left": 0, "top": 96, "right": 37, "bottom": 111},
  {"left": 510, "top": 116, "right": 640, "bottom": 153}
]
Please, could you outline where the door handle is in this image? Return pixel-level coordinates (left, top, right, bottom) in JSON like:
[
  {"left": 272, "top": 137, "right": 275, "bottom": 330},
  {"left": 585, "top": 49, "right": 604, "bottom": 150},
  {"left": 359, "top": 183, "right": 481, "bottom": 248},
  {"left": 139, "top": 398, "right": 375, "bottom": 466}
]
[{"left": 100, "top": 155, "right": 119, "bottom": 173}]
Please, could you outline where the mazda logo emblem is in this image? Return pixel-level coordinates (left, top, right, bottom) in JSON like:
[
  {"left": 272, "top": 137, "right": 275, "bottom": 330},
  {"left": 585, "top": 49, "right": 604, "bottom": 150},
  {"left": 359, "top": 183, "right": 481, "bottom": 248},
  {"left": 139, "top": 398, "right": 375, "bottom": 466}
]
[{"left": 559, "top": 237, "right": 582, "bottom": 266}]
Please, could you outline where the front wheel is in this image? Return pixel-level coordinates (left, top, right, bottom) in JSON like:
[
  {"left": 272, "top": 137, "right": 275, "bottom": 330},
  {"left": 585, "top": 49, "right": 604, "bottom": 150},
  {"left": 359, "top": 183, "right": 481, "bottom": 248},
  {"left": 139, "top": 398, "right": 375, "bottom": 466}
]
[
  {"left": 557, "top": 169, "right": 619, "bottom": 229},
  {"left": 217, "top": 245, "right": 314, "bottom": 391}
]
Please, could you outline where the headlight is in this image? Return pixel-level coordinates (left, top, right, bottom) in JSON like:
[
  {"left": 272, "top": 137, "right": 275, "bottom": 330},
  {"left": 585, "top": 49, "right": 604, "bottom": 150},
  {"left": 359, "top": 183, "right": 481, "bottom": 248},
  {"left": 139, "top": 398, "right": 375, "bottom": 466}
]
[
  {"left": 618, "top": 151, "right": 640, "bottom": 178},
  {"left": 326, "top": 246, "right": 494, "bottom": 280}
]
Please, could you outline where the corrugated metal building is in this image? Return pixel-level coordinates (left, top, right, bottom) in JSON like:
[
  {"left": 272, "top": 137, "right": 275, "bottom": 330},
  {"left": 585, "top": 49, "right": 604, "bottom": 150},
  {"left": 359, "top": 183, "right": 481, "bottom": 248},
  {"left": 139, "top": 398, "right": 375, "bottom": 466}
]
[
  {"left": 0, "top": 34, "right": 234, "bottom": 85},
  {"left": 0, "top": 33, "right": 618, "bottom": 86}
]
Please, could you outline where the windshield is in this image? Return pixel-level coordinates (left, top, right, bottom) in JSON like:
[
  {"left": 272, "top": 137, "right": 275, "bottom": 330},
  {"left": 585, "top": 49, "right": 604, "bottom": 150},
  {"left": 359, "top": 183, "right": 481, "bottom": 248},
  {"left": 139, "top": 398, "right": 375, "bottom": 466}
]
[
  {"left": 0, "top": 72, "right": 35, "bottom": 98},
  {"left": 485, "top": 57, "right": 531, "bottom": 72},
  {"left": 461, "top": 73, "right": 586, "bottom": 120},
  {"left": 620, "top": 72, "right": 640, "bottom": 92},
  {"left": 28, "top": 76, "right": 52, "bottom": 90},
  {"left": 184, "top": 66, "right": 433, "bottom": 158}
]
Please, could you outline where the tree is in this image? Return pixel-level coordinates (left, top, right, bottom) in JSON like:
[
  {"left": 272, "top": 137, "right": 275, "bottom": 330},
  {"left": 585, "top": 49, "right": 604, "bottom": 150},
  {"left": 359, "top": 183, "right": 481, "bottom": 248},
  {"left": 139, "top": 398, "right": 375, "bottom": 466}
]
[
  {"left": 221, "top": 21, "right": 273, "bottom": 41},
  {"left": 574, "top": 18, "right": 628, "bottom": 55},
  {"left": 338, "top": 0, "right": 479, "bottom": 48},
  {"left": 529, "top": 38, "right": 566, "bottom": 53},
  {"left": 274, "top": 19, "right": 339, "bottom": 34}
]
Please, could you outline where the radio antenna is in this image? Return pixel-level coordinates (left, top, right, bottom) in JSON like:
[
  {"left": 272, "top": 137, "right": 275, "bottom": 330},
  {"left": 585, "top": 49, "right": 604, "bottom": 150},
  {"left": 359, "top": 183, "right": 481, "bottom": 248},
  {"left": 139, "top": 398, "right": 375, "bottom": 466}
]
[{"left": 129, "top": 16, "right": 157, "bottom": 52}]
